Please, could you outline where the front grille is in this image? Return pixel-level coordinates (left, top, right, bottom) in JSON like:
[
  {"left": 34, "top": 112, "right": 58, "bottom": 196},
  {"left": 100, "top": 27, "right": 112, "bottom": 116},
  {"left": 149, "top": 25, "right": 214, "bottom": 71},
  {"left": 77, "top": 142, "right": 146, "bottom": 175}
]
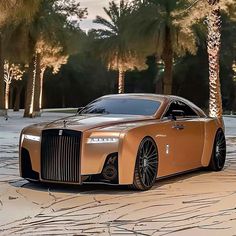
[{"left": 41, "top": 129, "right": 81, "bottom": 183}]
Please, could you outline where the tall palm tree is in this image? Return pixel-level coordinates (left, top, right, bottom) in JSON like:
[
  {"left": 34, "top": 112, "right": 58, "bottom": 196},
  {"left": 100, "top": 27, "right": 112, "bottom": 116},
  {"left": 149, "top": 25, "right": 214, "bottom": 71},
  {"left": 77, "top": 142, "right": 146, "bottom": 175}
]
[
  {"left": 22, "top": 0, "right": 86, "bottom": 117},
  {"left": 206, "top": 0, "right": 222, "bottom": 118},
  {"left": 4, "top": 61, "right": 24, "bottom": 110},
  {"left": 0, "top": 0, "right": 86, "bottom": 117},
  {"left": 33, "top": 39, "right": 68, "bottom": 113},
  {"left": 92, "top": 0, "right": 145, "bottom": 94},
  {"left": 181, "top": 0, "right": 235, "bottom": 117},
  {"left": 0, "top": 33, "right": 4, "bottom": 115},
  {"left": 129, "top": 0, "right": 197, "bottom": 95},
  {"left": 0, "top": 0, "right": 40, "bottom": 116}
]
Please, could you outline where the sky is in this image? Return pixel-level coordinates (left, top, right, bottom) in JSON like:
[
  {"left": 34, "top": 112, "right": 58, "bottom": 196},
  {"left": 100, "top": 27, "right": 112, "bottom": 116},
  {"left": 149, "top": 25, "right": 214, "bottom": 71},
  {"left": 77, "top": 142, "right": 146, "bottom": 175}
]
[{"left": 79, "top": 0, "right": 110, "bottom": 31}]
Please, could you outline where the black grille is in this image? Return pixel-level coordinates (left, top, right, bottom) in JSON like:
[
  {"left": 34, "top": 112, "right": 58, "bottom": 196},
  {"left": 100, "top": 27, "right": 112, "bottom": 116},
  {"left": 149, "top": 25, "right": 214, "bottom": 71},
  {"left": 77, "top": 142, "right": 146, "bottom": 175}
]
[{"left": 41, "top": 129, "right": 81, "bottom": 183}]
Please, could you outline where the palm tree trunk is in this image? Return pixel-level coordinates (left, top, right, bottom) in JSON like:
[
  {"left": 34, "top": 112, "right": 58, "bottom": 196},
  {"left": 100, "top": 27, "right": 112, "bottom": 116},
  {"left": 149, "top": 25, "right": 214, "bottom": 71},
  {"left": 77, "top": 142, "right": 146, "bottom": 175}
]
[
  {"left": 155, "top": 78, "right": 163, "bottom": 94},
  {"left": 0, "top": 33, "right": 6, "bottom": 116},
  {"left": 33, "top": 53, "right": 41, "bottom": 116},
  {"left": 162, "top": 27, "right": 173, "bottom": 95},
  {"left": 10, "top": 86, "right": 13, "bottom": 109},
  {"left": 118, "top": 66, "right": 125, "bottom": 94},
  {"left": 24, "top": 55, "right": 36, "bottom": 118},
  {"left": 39, "top": 67, "right": 46, "bottom": 109},
  {"left": 14, "top": 85, "right": 22, "bottom": 111},
  {"left": 207, "top": 0, "right": 222, "bottom": 118},
  {"left": 5, "top": 82, "right": 10, "bottom": 110}
]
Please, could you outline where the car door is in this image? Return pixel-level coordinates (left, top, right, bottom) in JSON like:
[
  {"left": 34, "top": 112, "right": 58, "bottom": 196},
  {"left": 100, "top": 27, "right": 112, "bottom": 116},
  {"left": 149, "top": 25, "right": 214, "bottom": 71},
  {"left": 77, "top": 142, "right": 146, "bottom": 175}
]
[{"left": 162, "top": 100, "right": 205, "bottom": 173}]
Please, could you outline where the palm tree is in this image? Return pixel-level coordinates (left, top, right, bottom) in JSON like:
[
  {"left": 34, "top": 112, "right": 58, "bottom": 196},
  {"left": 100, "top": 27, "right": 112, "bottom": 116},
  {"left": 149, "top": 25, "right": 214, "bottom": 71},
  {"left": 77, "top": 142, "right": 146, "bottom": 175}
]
[
  {"left": 129, "top": 0, "right": 197, "bottom": 95},
  {"left": 0, "top": 0, "right": 40, "bottom": 116},
  {"left": 181, "top": 0, "right": 235, "bottom": 117},
  {"left": 92, "top": 0, "right": 145, "bottom": 94},
  {"left": 22, "top": 0, "right": 86, "bottom": 117},
  {"left": 0, "top": 0, "right": 86, "bottom": 117},
  {"left": 34, "top": 39, "right": 68, "bottom": 113},
  {"left": 206, "top": 0, "right": 222, "bottom": 118},
  {"left": 0, "top": 33, "right": 4, "bottom": 115},
  {"left": 4, "top": 61, "right": 24, "bottom": 110}
]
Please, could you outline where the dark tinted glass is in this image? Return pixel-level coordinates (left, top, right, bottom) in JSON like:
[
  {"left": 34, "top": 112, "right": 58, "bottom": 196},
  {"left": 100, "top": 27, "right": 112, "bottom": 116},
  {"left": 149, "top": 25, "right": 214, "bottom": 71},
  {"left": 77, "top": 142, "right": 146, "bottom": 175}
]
[
  {"left": 81, "top": 98, "right": 161, "bottom": 116},
  {"left": 164, "top": 100, "right": 198, "bottom": 117}
]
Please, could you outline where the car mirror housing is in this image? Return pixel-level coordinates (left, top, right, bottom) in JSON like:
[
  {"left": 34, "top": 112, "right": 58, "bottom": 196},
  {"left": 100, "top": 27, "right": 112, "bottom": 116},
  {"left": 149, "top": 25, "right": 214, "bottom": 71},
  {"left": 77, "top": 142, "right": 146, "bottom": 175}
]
[
  {"left": 168, "top": 110, "right": 185, "bottom": 121},
  {"left": 168, "top": 114, "right": 177, "bottom": 121}
]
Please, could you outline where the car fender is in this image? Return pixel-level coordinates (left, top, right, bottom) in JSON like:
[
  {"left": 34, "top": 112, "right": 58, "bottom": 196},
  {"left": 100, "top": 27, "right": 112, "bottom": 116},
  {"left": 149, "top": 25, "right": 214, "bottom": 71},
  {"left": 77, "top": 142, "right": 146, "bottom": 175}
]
[{"left": 118, "top": 122, "right": 159, "bottom": 184}]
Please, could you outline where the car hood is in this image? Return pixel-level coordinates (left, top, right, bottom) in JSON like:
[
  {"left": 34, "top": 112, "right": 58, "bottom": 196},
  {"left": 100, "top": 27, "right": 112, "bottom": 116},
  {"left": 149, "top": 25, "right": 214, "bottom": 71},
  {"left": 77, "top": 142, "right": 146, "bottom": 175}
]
[{"left": 42, "top": 114, "right": 153, "bottom": 131}]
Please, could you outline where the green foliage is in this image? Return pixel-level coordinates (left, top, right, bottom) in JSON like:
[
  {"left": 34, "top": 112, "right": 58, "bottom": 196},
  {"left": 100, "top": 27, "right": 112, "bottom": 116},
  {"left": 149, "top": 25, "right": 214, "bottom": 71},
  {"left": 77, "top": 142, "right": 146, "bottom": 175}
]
[
  {"left": 43, "top": 51, "right": 116, "bottom": 108},
  {"left": 0, "top": 0, "right": 41, "bottom": 26},
  {"left": 129, "top": 0, "right": 198, "bottom": 58},
  {"left": 2, "top": 0, "right": 87, "bottom": 64},
  {"left": 0, "top": 0, "right": 236, "bottom": 113},
  {"left": 90, "top": 0, "right": 146, "bottom": 72}
]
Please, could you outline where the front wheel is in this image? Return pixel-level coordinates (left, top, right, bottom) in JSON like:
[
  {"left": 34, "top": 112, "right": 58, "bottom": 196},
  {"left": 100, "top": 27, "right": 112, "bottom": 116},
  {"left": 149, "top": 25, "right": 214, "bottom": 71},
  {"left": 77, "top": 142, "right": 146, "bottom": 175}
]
[
  {"left": 208, "top": 129, "right": 226, "bottom": 171},
  {"left": 131, "top": 137, "right": 158, "bottom": 191}
]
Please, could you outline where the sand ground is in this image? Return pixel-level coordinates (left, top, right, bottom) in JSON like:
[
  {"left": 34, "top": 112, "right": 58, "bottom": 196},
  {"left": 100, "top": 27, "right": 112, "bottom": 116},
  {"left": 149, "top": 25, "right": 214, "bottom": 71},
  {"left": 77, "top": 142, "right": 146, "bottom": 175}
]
[{"left": 0, "top": 111, "right": 236, "bottom": 236}]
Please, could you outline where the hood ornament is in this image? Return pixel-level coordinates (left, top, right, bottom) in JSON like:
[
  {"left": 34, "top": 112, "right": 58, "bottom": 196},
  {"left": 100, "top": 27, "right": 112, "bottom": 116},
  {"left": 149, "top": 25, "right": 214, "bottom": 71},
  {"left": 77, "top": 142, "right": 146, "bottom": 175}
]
[{"left": 63, "top": 120, "right": 67, "bottom": 128}]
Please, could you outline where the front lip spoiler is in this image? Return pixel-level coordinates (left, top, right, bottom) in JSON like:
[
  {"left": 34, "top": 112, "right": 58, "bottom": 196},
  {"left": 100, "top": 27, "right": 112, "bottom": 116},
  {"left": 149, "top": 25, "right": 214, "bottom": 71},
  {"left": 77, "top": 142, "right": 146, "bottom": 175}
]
[{"left": 24, "top": 178, "right": 124, "bottom": 186}]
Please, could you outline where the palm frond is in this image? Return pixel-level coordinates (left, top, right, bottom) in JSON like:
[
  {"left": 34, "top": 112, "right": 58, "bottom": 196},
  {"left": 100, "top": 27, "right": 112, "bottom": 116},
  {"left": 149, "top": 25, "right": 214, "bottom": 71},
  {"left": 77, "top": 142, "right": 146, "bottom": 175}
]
[
  {"left": 93, "top": 16, "right": 117, "bottom": 33},
  {"left": 91, "top": 0, "right": 146, "bottom": 71}
]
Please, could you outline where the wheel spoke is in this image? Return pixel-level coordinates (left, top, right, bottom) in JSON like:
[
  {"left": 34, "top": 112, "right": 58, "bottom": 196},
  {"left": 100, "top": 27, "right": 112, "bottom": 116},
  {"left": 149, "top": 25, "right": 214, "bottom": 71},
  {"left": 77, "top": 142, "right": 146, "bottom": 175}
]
[
  {"left": 146, "top": 144, "right": 155, "bottom": 156},
  {"left": 144, "top": 142, "right": 149, "bottom": 156},
  {"left": 142, "top": 171, "right": 146, "bottom": 183},
  {"left": 147, "top": 165, "right": 156, "bottom": 174},
  {"left": 148, "top": 154, "right": 157, "bottom": 161},
  {"left": 148, "top": 163, "right": 158, "bottom": 169},
  {"left": 145, "top": 170, "right": 151, "bottom": 186},
  {"left": 148, "top": 149, "right": 157, "bottom": 157}
]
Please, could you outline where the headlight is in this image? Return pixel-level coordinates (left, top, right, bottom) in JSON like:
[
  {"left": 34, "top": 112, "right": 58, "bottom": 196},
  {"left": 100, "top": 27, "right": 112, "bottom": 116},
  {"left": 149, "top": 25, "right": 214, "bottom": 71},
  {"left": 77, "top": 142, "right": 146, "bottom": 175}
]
[
  {"left": 22, "top": 134, "right": 41, "bottom": 142},
  {"left": 87, "top": 137, "right": 119, "bottom": 144}
]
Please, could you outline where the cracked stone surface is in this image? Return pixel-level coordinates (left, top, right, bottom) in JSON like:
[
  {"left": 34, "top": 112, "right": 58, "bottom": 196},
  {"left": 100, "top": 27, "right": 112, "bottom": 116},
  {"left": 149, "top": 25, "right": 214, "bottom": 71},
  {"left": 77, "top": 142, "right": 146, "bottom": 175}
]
[{"left": 0, "top": 111, "right": 236, "bottom": 235}]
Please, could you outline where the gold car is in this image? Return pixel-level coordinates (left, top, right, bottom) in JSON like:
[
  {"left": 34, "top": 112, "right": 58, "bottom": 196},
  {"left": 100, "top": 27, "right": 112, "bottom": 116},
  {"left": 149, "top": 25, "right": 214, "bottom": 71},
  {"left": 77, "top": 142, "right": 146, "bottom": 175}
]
[{"left": 19, "top": 94, "right": 226, "bottom": 190}]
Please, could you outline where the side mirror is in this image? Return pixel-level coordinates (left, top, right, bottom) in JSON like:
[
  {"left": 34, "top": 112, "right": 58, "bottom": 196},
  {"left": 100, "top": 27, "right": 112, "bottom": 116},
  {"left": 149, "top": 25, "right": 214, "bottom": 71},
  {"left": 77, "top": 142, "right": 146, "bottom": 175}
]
[
  {"left": 168, "top": 114, "right": 177, "bottom": 121},
  {"left": 77, "top": 107, "right": 84, "bottom": 114},
  {"left": 168, "top": 110, "right": 185, "bottom": 121}
]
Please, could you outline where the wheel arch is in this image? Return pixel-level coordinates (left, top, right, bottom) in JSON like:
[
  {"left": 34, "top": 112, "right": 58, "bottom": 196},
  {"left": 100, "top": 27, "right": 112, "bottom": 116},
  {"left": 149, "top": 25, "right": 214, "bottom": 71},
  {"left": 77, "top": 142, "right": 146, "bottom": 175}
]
[
  {"left": 118, "top": 126, "right": 159, "bottom": 185},
  {"left": 201, "top": 119, "right": 225, "bottom": 167}
]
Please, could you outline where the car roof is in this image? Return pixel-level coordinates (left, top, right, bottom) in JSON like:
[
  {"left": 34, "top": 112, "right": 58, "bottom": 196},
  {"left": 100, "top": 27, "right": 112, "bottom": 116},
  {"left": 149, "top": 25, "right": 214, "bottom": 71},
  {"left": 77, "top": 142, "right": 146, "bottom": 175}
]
[
  {"left": 100, "top": 93, "right": 207, "bottom": 117},
  {"left": 101, "top": 93, "right": 193, "bottom": 103},
  {"left": 101, "top": 93, "right": 168, "bottom": 101}
]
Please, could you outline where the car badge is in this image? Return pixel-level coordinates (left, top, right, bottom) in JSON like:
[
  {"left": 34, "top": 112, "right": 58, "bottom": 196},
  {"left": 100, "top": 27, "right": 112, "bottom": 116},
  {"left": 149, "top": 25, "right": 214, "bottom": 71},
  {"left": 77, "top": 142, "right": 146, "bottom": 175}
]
[{"left": 59, "top": 130, "right": 63, "bottom": 136}]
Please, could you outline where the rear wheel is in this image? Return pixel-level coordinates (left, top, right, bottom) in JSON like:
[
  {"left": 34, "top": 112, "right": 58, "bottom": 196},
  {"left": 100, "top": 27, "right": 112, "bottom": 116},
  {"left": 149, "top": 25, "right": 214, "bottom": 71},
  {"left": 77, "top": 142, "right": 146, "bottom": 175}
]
[
  {"left": 131, "top": 137, "right": 158, "bottom": 191},
  {"left": 208, "top": 129, "right": 226, "bottom": 171}
]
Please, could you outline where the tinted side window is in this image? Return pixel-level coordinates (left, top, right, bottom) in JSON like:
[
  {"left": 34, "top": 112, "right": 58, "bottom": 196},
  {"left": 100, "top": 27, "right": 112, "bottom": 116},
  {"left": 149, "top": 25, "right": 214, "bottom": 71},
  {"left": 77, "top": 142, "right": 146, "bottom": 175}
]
[{"left": 164, "top": 101, "right": 198, "bottom": 118}]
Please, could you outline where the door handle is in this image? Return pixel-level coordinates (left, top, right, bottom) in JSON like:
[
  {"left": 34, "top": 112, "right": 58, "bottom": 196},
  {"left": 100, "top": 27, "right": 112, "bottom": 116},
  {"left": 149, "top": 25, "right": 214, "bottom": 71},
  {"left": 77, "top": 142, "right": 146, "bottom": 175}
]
[{"left": 172, "top": 124, "right": 185, "bottom": 130}]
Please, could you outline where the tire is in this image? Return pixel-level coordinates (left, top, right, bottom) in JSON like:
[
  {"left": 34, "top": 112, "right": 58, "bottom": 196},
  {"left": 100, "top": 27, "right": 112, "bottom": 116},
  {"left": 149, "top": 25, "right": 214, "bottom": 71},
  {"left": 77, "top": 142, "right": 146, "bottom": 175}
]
[
  {"left": 208, "top": 129, "right": 226, "bottom": 171},
  {"left": 131, "top": 137, "right": 158, "bottom": 191}
]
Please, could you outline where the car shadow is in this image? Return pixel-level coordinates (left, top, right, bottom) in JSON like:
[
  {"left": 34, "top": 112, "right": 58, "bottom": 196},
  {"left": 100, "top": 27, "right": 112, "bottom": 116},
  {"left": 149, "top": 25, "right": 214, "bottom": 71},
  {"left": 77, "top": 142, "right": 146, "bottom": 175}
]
[{"left": 10, "top": 168, "right": 212, "bottom": 195}]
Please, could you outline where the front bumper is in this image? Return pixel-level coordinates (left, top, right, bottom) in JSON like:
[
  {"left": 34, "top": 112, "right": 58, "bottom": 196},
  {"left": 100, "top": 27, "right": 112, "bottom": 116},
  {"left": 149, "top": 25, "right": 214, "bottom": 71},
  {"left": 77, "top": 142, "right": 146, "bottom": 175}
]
[
  {"left": 20, "top": 129, "right": 121, "bottom": 185},
  {"left": 20, "top": 147, "right": 119, "bottom": 185}
]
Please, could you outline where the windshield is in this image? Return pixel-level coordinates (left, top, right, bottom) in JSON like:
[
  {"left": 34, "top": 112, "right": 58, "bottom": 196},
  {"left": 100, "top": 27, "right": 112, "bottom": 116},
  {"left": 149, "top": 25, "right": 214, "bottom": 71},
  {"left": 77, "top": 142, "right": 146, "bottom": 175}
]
[{"left": 80, "top": 98, "right": 161, "bottom": 116}]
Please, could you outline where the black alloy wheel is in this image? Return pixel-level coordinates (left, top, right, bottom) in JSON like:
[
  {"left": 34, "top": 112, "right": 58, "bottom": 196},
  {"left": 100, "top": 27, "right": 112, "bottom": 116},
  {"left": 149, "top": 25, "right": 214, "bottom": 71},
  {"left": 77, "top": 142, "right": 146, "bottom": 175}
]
[
  {"left": 208, "top": 129, "right": 226, "bottom": 171},
  {"left": 132, "top": 137, "right": 158, "bottom": 190}
]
